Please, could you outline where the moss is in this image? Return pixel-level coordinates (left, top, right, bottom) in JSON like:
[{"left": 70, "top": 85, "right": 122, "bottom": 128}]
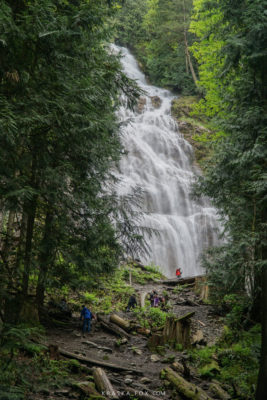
[
  {"left": 199, "top": 361, "right": 220, "bottom": 378},
  {"left": 189, "top": 325, "right": 260, "bottom": 399}
]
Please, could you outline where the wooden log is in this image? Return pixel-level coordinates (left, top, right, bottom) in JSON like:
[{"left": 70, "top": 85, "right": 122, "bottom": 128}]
[
  {"left": 93, "top": 367, "right": 119, "bottom": 399},
  {"left": 110, "top": 314, "right": 131, "bottom": 331},
  {"left": 163, "top": 367, "right": 214, "bottom": 400},
  {"left": 137, "top": 327, "right": 151, "bottom": 336},
  {"left": 58, "top": 348, "right": 143, "bottom": 374},
  {"left": 161, "top": 276, "right": 203, "bottom": 286},
  {"left": 98, "top": 315, "right": 131, "bottom": 339},
  {"left": 172, "top": 361, "right": 184, "bottom": 374},
  {"left": 194, "top": 276, "right": 209, "bottom": 301},
  {"left": 82, "top": 340, "right": 113, "bottom": 353}
]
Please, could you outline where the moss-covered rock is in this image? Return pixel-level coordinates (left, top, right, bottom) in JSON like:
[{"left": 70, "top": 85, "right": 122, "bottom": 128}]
[{"left": 171, "top": 96, "right": 212, "bottom": 166}]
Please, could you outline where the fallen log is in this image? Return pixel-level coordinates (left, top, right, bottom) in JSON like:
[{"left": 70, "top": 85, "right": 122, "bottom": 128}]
[
  {"left": 93, "top": 367, "right": 119, "bottom": 399},
  {"left": 161, "top": 276, "right": 201, "bottom": 286},
  {"left": 82, "top": 340, "right": 113, "bottom": 353},
  {"left": 59, "top": 348, "right": 142, "bottom": 374},
  {"left": 98, "top": 315, "right": 131, "bottom": 339},
  {"left": 110, "top": 314, "right": 131, "bottom": 331},
  {"left": 162, "top": 367, "right": 214, "bottom": 400}
]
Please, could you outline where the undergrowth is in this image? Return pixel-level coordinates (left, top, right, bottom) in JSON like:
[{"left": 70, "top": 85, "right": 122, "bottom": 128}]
[{"left": 189, "top": 324, "right": 260, "bottom": 399}]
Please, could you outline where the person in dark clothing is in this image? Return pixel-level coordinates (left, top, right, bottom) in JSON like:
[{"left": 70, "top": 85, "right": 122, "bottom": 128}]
[
  {"left": 126, "top": 294, "right": 137, "bottom": 312},
  {"left": 148, "top": 290, "right": 158, "bottom": 307},
  {"left": 80, "top": 305, "right": 93, "bottom": 335}
]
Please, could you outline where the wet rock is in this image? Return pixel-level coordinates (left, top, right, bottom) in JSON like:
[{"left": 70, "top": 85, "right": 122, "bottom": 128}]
[
  {"left": 133, "top": 348, "right": 142, "bottom": 355},
  {"left": 192, "top": 330, "right": 205, "bottom": 345},
  {"left": 137, "top": 97, "right": 146, "bottom": 113},
  {"left": 75, "top": 381, "right": 104, "bottom": 399},
  {"left": 150, "top": 354, "right": 160, "bottom": 362},
  {"left": 150, "top": 96, "right": 161, "bottom": 108},
  {"left": 140, "top": 377, "right": 152, "bottom": 384}
]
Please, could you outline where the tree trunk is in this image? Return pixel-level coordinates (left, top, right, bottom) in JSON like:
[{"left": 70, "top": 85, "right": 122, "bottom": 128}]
[
  {"left": 256, "top": 265, "right": 267, "bottom": 399},
  {"left": 1, "top": 210, "right": 16, "bottom": 265},
  {"left": 182, "top": 0, "right": 198, "bottom": 87},
  {"left": 36, "top": 210, "right": 54, "bottom": 308},
  {"left": 110, "top": 314, "right": 131, "bottom": 331},
  {"left": 93, "top": 367, "right": 119, "bottom": 399},
  {"left": 162, "top": 312, "right": 195, "bottom": 349},
  {"left": 163, "top": 367, "right": 214, "bottom": 400},
  {"left": 22, "top": 195, "right": 38, "bottom": 295}
]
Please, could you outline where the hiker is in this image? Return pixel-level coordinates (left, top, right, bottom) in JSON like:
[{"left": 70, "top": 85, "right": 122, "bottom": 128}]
[
  {"left": 176, "top": 268, "right": 182, "bottom": 279},
  {"left": 148, "top": 292, "right": 154, "bottom": 307},
  {"left": 148, "top": 290, "right": 158, "bottom": 307},
  {"left": 80, "top": 305, "right": 93, "bottom": 336},
  {"left": 126, "top": 294, "right": 137, "bottom": 312},
  {"left": 153, "top": 294, "right": 159, "bottom": 307}
]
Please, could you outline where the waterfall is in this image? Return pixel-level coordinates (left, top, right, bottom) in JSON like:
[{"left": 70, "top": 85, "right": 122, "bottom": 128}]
[{"left": 114, "top": 45, "right": 220, "bottom": 278}]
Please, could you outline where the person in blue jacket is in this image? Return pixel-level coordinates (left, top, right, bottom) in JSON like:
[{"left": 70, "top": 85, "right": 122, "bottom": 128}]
[{"left": 80, "top": 305, "right": 93, "bottom": 335}]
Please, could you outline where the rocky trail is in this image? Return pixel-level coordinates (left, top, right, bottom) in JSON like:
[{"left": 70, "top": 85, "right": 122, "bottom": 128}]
[{"left": 40, "top": 279, "right": 226, "bottom": 400}]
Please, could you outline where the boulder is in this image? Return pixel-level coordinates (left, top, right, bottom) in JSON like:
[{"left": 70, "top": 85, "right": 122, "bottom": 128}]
[{"left": 150, "top": 96, "right": 162, "bottom": 108}]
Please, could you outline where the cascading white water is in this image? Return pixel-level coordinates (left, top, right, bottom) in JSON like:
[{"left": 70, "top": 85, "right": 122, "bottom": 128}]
[{"left": 114, "top": 46, "right": 220, "bottom": 278}]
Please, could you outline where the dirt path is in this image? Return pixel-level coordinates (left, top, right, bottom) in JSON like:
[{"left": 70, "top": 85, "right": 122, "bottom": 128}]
[{"left": 45, "top": 281, "right": 223, "bottom": 399}]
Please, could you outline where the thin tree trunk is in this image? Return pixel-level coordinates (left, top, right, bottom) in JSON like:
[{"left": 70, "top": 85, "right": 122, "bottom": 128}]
[
  {"left": 22, "top": 196, "right": 38, "bottom": 295},
  {"left": 1, "top": 211, "right": 16, "bottom": 277},
  {"left": 256, "top": 263, "right": 267, "bottom": 399},
  {"left": 36, "top": 210, "right": 54, "bottom": 308},
  {"left": 183, "top": 0, "right": 198, "bottom": 86}
]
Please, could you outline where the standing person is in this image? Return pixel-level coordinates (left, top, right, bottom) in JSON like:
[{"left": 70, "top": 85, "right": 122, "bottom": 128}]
[
  {"left": 148, "top": 291, "right": 154, "bottom": 307},
  {"left": 153, "top": 294, "right": 159, "bottom": 307},
  {"left": 176, "top": 268, "right": 182, "bottom": 279},
  {"left": 80, "top": 305, "right": 93, "bottom": 336},
  {"left": 126, "top": 294, "right": 137, "bottom": 312}
]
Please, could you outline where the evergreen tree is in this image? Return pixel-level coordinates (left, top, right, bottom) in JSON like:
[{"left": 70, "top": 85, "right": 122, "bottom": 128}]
[
  {"left": 190, "top": 1, "right": 267, "bottom": 397},
  {"left": 0, "top": 0, "right": 141, "bottom": 316}
]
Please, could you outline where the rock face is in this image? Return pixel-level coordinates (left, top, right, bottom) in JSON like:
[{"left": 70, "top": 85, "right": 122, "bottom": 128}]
[
  {"left": 171, "top": 96, "right": 211, "bottom": 165},
  {"left": 137, "top": 97, "right": 146, "bottom": 113},
  {"left": 150, "top": 95, "right": 162, "bottom": 108}
]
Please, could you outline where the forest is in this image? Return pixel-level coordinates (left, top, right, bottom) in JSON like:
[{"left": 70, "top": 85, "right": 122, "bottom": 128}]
[{"left": 0, "top": 0, "right": 266, "bottom": 399}]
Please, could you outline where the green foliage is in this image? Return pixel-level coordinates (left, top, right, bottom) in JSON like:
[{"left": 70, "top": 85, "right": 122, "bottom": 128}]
[
  {"left": 133, "top": 306, "right": 167, "bottom": 329},
  {"left": 115, "top": 0, "right": 198, "bottom": 94},
  {"left": 0, "top": 0, "right": 145, "bottom": 315},
  {"left": 190, "top": 325, "right": 261, "bottom": 399}
]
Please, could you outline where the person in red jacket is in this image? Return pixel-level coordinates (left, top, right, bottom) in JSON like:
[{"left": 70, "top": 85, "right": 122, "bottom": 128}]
[{"left": 176, "top": 268, "right": 182, "bottom": 279}]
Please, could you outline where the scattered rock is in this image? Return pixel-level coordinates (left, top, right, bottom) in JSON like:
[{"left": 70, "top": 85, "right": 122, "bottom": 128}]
[
  {"left": 150, "top": 96, "right": 161, "bottom": 108},
  {"left": 137, "top": 97, "right": 146, "bottom": 113},
  {"left": 125, "top": 378, "right": 133, "bottom": 385},
  {"left": 133, "top": 348, "right": 142, "bottom": 355},
  {"left": 140, "top": 377, "right": 152, "bottom": 384},
  {"left": 121, "top": 338, "right": 128, "bottom": 344},
  {"left": 150, "top": 354, "right": 160, "bottom": 362},
  {"left": 75, "top": 381, "right": 104, "bottom": 399},
  {"left": 192, "top": 329, "right": 206, "bottom": 345}
]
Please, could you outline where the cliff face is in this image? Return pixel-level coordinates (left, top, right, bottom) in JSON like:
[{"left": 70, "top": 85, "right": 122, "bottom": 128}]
[{"left": 171, "top": 96, "right": 212, "bottom": 167}]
